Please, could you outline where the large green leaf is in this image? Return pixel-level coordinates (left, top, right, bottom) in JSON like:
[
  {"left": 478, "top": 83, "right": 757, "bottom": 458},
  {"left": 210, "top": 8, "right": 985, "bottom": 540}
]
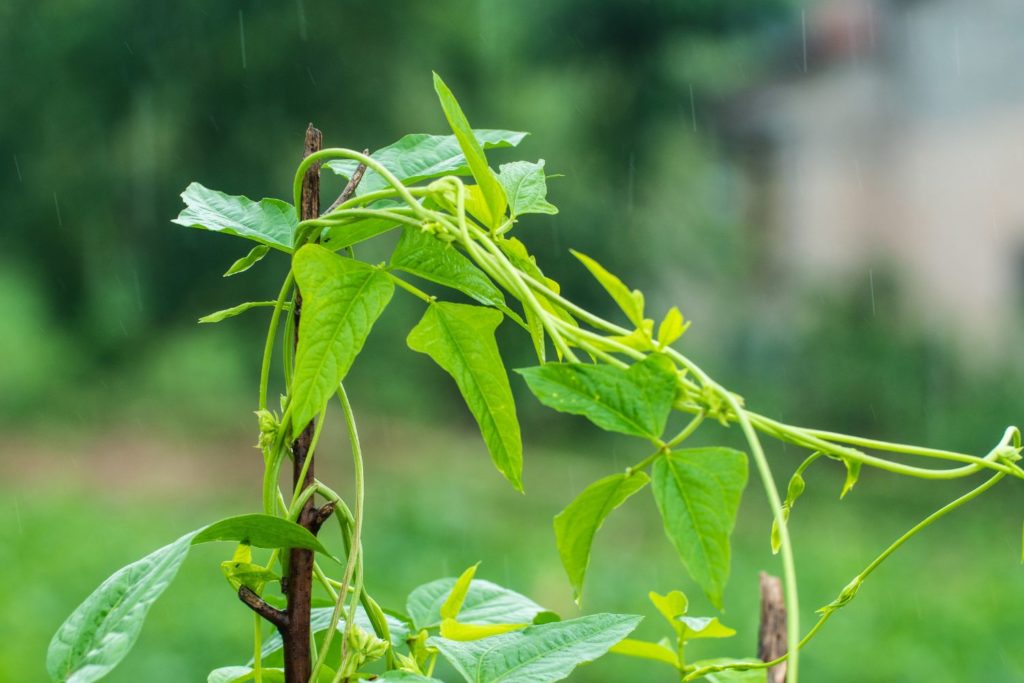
[
  {"left": 390, "top": 228, "right": 510, "bottom": 314},
  {"left": 651, "top": 448, "right": 749, "bottom": 609},
  {"left": 257, "top": 606, "right": 410, "bottom": 660},
  {"left": 406, "top": 578, "right": 545, "bottom": 632},
  {"left": 516, "top": 355, "right": 677, "bottom": 440},
  {"left": 324, "top": 130, "right": 526, "bottom": 196},
  {"left": 47, "top": 531, "right": 199, "bottom": 683},
  {"left": 496, "top": 160, "right": 557, "bottom": 217},
  {"left": 291, "top": 244, "right": 394, "bottom": 437},
  {"left": 192, "top": 514, "right": 328, "bottom": 554},
  {"left": 407, "top": 302, "right": 523, "bottom": 490},
  {"left": 432, "top": 73, "right": 507, "bottom": 228},
  {"left": 172, "top": 182, "right": 297, "bottom": 251},
  {"left": 431, "top": 613, "right": 640, "bottom": 683},
  {"left": 378, "top": 673, "right": 446, "bottom": 683},
  {"left": 553, "top": 472, "right": 650, "bottom": 603},
  {"left": 322, "top": 216, "right": 401, "bottom": 251}
]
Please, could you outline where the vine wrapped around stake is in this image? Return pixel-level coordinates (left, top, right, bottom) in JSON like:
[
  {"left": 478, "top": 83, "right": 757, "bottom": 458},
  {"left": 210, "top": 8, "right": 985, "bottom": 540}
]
[{"left": 47, "top": 73, "right": 1023, "bottom": 683}]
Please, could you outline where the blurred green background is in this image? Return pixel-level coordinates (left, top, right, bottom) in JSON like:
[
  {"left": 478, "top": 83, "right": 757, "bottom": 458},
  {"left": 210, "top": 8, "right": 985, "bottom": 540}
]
[{"left": 2, "top": 0, "right": 1022, "bottom": 681}]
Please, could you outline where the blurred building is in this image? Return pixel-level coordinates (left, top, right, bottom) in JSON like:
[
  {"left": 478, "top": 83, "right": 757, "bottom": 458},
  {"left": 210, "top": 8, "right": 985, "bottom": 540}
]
[{"left": 727, "top": 0, "right": 1024, "bottom": 353}]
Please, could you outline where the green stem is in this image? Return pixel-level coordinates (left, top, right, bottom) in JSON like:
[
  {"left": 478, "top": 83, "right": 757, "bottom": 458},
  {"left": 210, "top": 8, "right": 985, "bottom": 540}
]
[{"left": 259, "top": 273, "right": 294, "bottom": 411}]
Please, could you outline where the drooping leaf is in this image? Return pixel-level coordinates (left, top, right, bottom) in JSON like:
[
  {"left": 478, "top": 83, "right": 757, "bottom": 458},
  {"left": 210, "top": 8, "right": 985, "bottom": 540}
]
[
  {"left": 47, "top": 531, "right": 199, "bottom": 683},
  {"left": 431, "top": 613, "right": 640, "bottom": 683},
  {"left": 172, "top": 182, "right": 298, "bottom": 251},
  {"left": 516, "top": 355, "right": 678, "bottom": 440},
  {"left": 432, "top": 73, "right": 507, "bottom": 228},
  {"left": 406, "top": 578, "right": 545, "bottom": 632},
  {"left": 390, "top": 228, "right": 513, "bottom": 316},
  {"left": 840, "top": 457, "right": 862, "bottom": 499},
  {"left": 553, "top": 472, "right": 650, "bottom": 603},
  {"left": 570, "top": 250, "right": 645, "bottom": 328},
  {"left": 407, "top": 302, "right": 523, "bottom": 490},
  {"left": 291, "top": 245, "right": 394, "bottom": 437},
  {"left": 608, "top": 638, "right": 680, "bottom": 668},
  {"left": 651, "top": 448, "right": 749, "bottom": 609},
  {"left": 322, "top": 216, "right": 401, "bottom": 251},
  {"left": 441, "top": 563, "right": 481, "bottom": 620},
  {"left": 224, "top": 244, "right": 271, "bottom": 276},
  {"left": 207, "top": 667, "right": 286, "bottom": 683},
  {"left": 193, "top": 514, "right": 329, "bottom": 554},
  {"left": 324, "top": 130, "right": 527, "bottom": 196},
  {"left": 257, "top": 606, "right": 410, "bottom": 660},
  {"left": 497, "top": 160, "right": 558, "bottom": 217},
  {"left": 198, "top": 301, "right": 286, "bottom": 324}
]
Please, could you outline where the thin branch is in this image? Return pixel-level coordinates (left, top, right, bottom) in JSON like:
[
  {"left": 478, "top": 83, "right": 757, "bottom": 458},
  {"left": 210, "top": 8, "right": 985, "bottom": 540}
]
[
  {"left": 311, "top": 502, "right": 336, "bottom": 534},
  {"left": 323, "top": 148, "right": 370, "bottom": 215},
  {"left": 239, "top": 586, "right": 288, "bottom": 630}
]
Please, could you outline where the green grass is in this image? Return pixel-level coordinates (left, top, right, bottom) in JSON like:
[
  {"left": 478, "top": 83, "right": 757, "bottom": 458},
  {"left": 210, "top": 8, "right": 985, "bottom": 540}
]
[{"left": 2, "top": 417, "right": 1021, "bottom": 682}]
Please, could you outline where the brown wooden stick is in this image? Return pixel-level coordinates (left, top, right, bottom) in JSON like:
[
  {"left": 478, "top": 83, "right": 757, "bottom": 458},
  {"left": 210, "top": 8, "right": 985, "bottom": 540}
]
[
  {"left": 282, "top": 122, "right": 323, "bottom": 683},
  {"left": 323, "top": 148, "right": 370, "bottom": 215},
  {"left": 758, "top": 571, "right": 788, "bottom": 683},
  {"left": 238, "top": 586, "right": 288, "bottom": 630}
]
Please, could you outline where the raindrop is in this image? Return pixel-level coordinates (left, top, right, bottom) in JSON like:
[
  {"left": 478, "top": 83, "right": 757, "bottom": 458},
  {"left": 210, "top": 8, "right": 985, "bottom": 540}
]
[
  {"left": 307, "top": 67, "right": 317, "bottom": 87},
  {"left": 868, "top": 268, "right": 876, "bottom": 317},
  {"left": 801, "top": 10, "right": 808, "bottom": 73},
  {"left": 53, "top": 192, "right": 63, "bottom": 227},
  {"left": 688, "top": 84, "right": 697, "bottom": 132},
  {"left": 13, "top": 154, "right": 22, "bottom": 182},
  {"left": 296, "top": 0, "right": 308, "bottom": 42}
]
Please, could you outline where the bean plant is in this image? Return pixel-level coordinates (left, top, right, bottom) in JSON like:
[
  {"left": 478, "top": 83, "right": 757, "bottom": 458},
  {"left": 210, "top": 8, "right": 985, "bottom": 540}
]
[{"left": 48, "top": 74, "right": 1023, "bottom": 683}]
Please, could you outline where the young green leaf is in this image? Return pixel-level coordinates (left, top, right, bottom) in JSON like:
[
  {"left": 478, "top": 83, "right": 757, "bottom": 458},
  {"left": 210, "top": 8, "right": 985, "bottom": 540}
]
[
  {"left": 47, "top": 530, "right": 199, "bottom": 683},
  {"left": 516, "top": 355, "right": 678, "bottom": 440},
  {"left": 390, "top": 228, "right": 515, "bottom": 318},
  {"left": 651, "top": 448, "right": 749, "bottom": 609},
  {"left": 553, "top": 472, "right": 650, "bottom": 603},
  {"left": 198, "top": 301, "right": 286, "bottom": 324},
  {"left": 432, "top": 73, "right": 507, "bottom": 228},
  {"left": 192, "top": 513, "right": 329, "bottom": 554},
  {"left": 224, "top": 244, "right": 271, "bottom": 276},
  {"left": 172, "top": 182, "right": 298, "bottom": 251},
  {"left": 257, "top": 607, "right": 410, "bottom": 660},
  {"left": 841, "top": 456, "right": 862, "bottom": 499},
  {"left": 570, "top": 250, "right": 645, "bottom": 328},
  {"left": 677, "top": 616, "right": 736, "bottom": 640},
  {"left": 406, "top": 578, "right": 546, "bottom": 632},
  {"left": 291, "top": 245, "right": 394, "bottom": 437},
  {"left": 407, "top": 302, "right": 523, "bottom": 490},
  {"left": 496, "top": 160, "right": 558, "bottom": 217},
  {"left": 440, "top": 620, "right": 527, "bottom": 641},
  {"left": 431, "top": 613, "right": 641, "bottom": 683},
  {"left": 648, "top": 590, "right": 688, "bottom": 630},
  {"left": 608, "top": 638, "right": 680, "bottom": 668},
  {"left": 441, "top": 563, "right": 482, "bottom": 620},
  {"left": 656, "top": 307, "right": 689, "bottom": 347},
  {"left": 324, "top": 130, "right": 527, "bottom": 195}
]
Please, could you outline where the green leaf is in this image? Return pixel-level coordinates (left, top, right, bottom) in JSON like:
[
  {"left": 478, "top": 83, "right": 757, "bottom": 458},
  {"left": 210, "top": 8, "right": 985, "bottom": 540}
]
[
  {"left": 677, "top": 616, "right": 736, "bottom": 640},
  {"left": 651, "top": 448, "right": 749, "bottom": 609},
  {"left": 207, "top": 667, "right": 285, "bottom": 683},
  {"left": 441, "top": 563, "right": 481, "bottom": 620},
  {"left": 322, "top": 216, "right": 401, "bottom": 251},
  {"left": 198, "top": 301, "right": 285, "bottom": 324},
  {"left": 193, "top": 514, "right": 329, "bottom": 554},
  {"left": 378, "top": 673, "right": 447, "bottom": 683},
  {"left": 257, "top": 607, "right": 410, "bottom": 660},
  {"left": 656, "top": 307, "right": 689, "bottom": 347},
  {"left": 608, "top": 638, "right": 680, "bottom": 668},
  {"left": 406, "top": 578, "right": 546, "bottom": 632},
  {"left": 291, "top": 245, "right": 394, "bottom": 437},
  {"left": 694, "top": 659, "right": 768, "bottom": 682},
  {"left": 224, "top": 244, "right": 271, "bottom": 276},
  {"left": 47, "top": 530, "right": 199, "bottom": 683},
  {"left": 516, "top": 355, "right": 677, "bottom": 440},
  {"left": 172, "top": 182, "right": 297, "bottom": 251},
  {"left": 841, "top": 457, "right": 862, "bottom": 499},
  {"left": 496, "top": 160, "right": 558, "bottom": 217},
  {"left": 431, "top": 613, "right": 640, "bottom": 683},
  {"left": 570, "top": 250, "right": 645, "bottom": 328},
  {"left": 553, "top": 472, "right": 650, "bottom": 603},
  {"left": 390, "top": 228, "right": 512, "bottom": 316},
  {"left": 432, "top": 73, "right": 507, "bottom": 228},
  {"left": 407, "top": 302, "right": 523, "bottom": 490},
  {"left": 324, "top": 130, "right": 527, "bottom": 195},
  {"left": 648, "top": 590, "right": 688, "bottom": 630}
]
